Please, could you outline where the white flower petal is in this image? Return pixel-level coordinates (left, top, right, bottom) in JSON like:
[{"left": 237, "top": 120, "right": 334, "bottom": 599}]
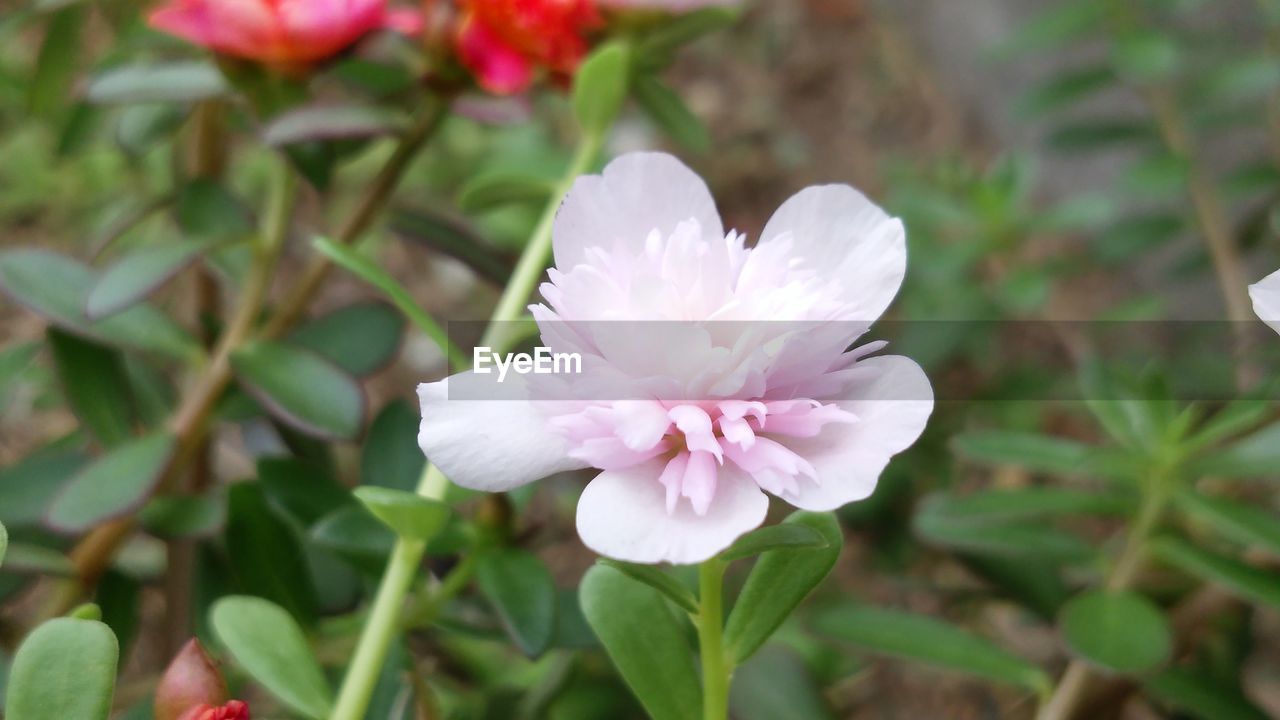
[
  {"left": 759, "top": 185, "right": 906, "bottom": 321},
  {"left": 1250, "top": 267, "right": 1280, "bottom": 337},
  {"left": 575, "top": 459, "right": 769, "bottom": 564},
  {"left": 418, "top": 373, "right": 587, "bottom": 491},
  {"left": 553, "top": 152, "right": 723, "bottom": 269},
  {"left": 776, "top": 355, "right": 932, "bottom": 511}
]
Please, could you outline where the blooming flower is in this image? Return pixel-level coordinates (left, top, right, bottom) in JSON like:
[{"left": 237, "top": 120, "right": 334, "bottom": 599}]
[
  {"left": 149, "top": 0, "right": 422, "bottom": 65},
  {"left": 456, "top": 0, "right": 602, "bottom": 94},
  {"left": 419, "top": 153, "right": 932, "bottom": 564},
  {"left": 1251, "top": 268, "right": 1280, "bottom": 336}
]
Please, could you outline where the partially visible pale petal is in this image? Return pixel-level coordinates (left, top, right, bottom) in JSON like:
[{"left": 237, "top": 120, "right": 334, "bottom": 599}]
[
  {"left": 759, "top": 185, "right": 906, "bottom": 321},
  {"left": 1250, "top": 267, "right": 1280, "bottom": 336},
  {"left": 418, "top": 373, "right": 587, "bottom": 491},
  {"left": 576, "top": 460, "right": 768, "bottom": 563},
  {"left": 553, "top": 153, "right": 723, "bottom": 269},
  {"left": 776, "top": 355, "right": 932, "bottom": 511}
]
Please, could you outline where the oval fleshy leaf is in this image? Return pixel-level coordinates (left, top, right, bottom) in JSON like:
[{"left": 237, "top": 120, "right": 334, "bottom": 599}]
[
  {"left": 579, "top": 563, "right": 701, "bottom": 720},
  {"left": 85, "top": 61, "right": 228, "bottom": 104},
  {"left": 230, "top": 340, "right": 365, "bottom": 440},
  {"left": 476, "top": 549, "right": 557, "bottom": 657},
  {"left": 87, "top": 240, "right": 212, "bottom": 319},
  {"left": 211, "top": 596, "right": 333, "bottom": 719},
  {"left": 263, "top": 105, "right": 407, "bottom": 146},
  {"left": 287, "top": 301, "right": 405, "bottom": 377},
  {"left": 4, "top": 617, "right": 119, "bottom": 720},
  {"left": 814, "top": 604, "right": 1050, "bottom": 693},
  {"left": 1059, "top": 590, "right": 1171, "bottom": 674},
  {"left": 45, "top": 433, "right": 176, "bottom": 533},
  {"left": 720, "top": 523, "right": 828, "bottom": 562},
  {"left": 351, "top": 486, "right": 449, "bottom": 540},
  {"left": 0, "top": 249, "right": 200, "bottom": 360},
  {"left": 724, "top": 511, "right": 841, "bottom": 664}
]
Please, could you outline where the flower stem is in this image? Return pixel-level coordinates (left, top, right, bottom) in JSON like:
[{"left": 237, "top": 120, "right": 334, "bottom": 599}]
[
  {"left": 329, "top": 129, "right": 605, "bottom": 720},
  {"left": 698, "top": 558, "right": 731, "bottom": 720},
  {"left": 47, "top": 99, "right": 448, "bottom": 619},
  {"left": 1035, "top": 471, "right": 1169, "bottom": 720}
]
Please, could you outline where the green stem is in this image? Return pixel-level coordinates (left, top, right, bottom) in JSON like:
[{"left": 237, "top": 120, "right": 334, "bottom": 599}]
[
  {"left": 698, "top": 558, "right": 731, "bottom": 720},
  {"left": 329, "top": 130, "right": 605, "bottom": 720},
  {"left": 1035, "top": 470, "right": 1169, "bottom": 720}
]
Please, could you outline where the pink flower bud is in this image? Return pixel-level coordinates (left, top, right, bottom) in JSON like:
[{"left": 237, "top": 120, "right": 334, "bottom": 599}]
[
  {"left": 148, "top": 0, "right": 422, "bottom": 66},
  {"left": 154, "top": 639, "right": 227, "bottom": 720}
]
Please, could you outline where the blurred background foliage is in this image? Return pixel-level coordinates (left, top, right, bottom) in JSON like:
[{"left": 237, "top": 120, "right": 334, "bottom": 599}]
[{"left": 3, "top": 1, "right": 1280, "bottom": 719}]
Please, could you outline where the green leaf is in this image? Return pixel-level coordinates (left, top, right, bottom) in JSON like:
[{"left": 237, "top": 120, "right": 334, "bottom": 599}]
[
  {"left": 28, "top": 5, "right": 84, "bottom": 117},
  {"left": 1174, "top": 489, "right": 1280, "bottom": 557},
  {"left": 720, "top": 523, "right": 828, "bottom": 562},
  {"left": 287, "top": 301, "right": 405, "bottom": 377},
  {"left": 45, "top": 433, "right": 175, "bottom": 533},
  {"left": 361, "top": 401, "right": 425, "bottom": 491},
  {"left": 87, "top": 240, "right": 212, "bottom": 319},
  {"left": 312, "top": 238, "right": 465, "bottom": 370},
  {"left": 137, "top": 493, "right": 225, "bottom": 539},
  {"left": 599, "top": 560, "right": 698, "bottom": 614},
  {"left": 476, "top": 549, "right": 557, "bottom": 657},
  {"left": 1111, "top": 31, "right": 1179, "bottom": 82},
  {"left": 914, "top": 506, "right": 1096, "bottom": 563},
  {"left": 308, "top": 505, "right": 395, "bottom": 571},
  {"left": 1152, "top": 536, "right": 1280, "bottom": 610},
  {"left": 230, "top": 340, "right": 365, "bottom": 440},
  {"left": 458, "top": 171, "right": 555, "bottom": 213},
  {"left": 730, "top": 645, "right": 833, "bottom": 720},
  {"left": 635, "top": 7, "right": 739, "bottom": 62},
  {"left": 579, "top": 564, "right": 701, "bottom": 720},
  {"left": 951, "top": 431, "right": 1094, "bottom": 475},
  {"left": 1186, "top": 421, "right": 1280, "bottom": 478},
  {"left": 390, "top": 209, "right": 513, "bottom": 287},
  {"left": 0, "top": 249, "right": 200, "bottom": 361},
  {"left": 258, "top": 458, "right": 352, "bottom": 526},
  {"left": 175, "top": 179, "right": 252, "bottom": 240},
  {"left": 0, "top": 520, "right": 7, "bottom": 570},
  {"left": 1046, "top": 120, "right": 1155, "bottom": 153},
  {"left": 0, "top": 442, "right": 86, "bottom": 528},
  {"left": 633, "top": 74, "right": 710, "bottom": 152},
  {"left": 1016, "top": 66, "right": 1115, "bottom": 118},
  {"left": 814, "top": 604, "right": 1050, "bottom": 693},
  {"left": 916, "top": 487, "right": 1134, "bottom": 524},
  {"left": 996, "top": 0, "right": 1107, "bottom": 56},
  {"left": 1058, "top": 590, "right": 1171, "bottom": 674},
  {"left": 352, "top": 486, "right": 449, "bottom": 541},
  {"left": 573, "top": 43, "right": 631, "bottom": 135},
  {"left": 1, "top": 544, "right": 75, "bottom": 576},
  {"left": 210, "top": 596, "right": 333, "bottom": 720},
  {"left": 263, "top": 104, "right": 407, "bottom": 146},
  {"left": 1144, "top": 668, "right": 1269, "bottom": 720},
  {"left": 4, "top": 617, "right": 118, "bottom": 720},
  {"left": 224, "top": 483, "right": 319, "bottom": 624},
  {"left": 724, "top": 511, "right": 842, "bottom": 663},
  {"left": 47, "top": 329, "right": 135, "bottom": 447},
  {"left": 85, "top": 62, "right": 228, "bottom": 104}
]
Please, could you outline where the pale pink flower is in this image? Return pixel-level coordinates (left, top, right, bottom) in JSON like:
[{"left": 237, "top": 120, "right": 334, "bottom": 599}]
[
  {"left": 1252, "top": 268, "right": 1280, "bottom": 336},
  {"left": 149, "top": 0, "right": 422, "bottom": 65},
  {"left": 419, "top": 153, "right": 932, "bottom": 564}
]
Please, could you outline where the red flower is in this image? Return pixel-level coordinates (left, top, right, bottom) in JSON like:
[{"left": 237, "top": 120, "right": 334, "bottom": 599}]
[
  {"left": 456, "top": 0, "right": 602, "bottom": 94},
  {"left": 149, "top": 0, "right": 423, "bottom": 65},
  {"left": 176, "top": 700, "right": 250, "bottom": 720}
]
